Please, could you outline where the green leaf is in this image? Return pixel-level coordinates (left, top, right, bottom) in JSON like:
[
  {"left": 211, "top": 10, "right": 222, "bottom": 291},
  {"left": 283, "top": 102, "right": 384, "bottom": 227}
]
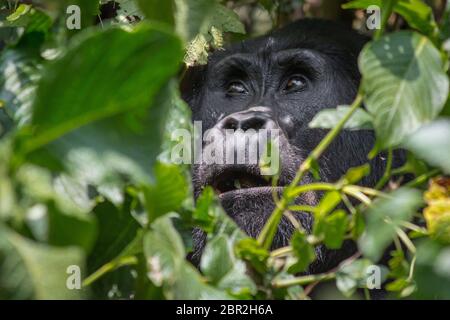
[
  {"left": 394, "top": 0, "right": 437, "bottom": 37},
  {"left": 288, "top": 231, "right": 316, "bottom": 273},
  {"left": 143, "top": 162, "right": 189, "bottom": 223},
  {"left": 26, "top": 24, "right": 183, "bottom": 152},
  {"left": 314, "top": 210, "right": 349, "bottom": 250},
  {"left": 200, "top": 234, "right": 256, "bottom": 297},
  {"left": 144, "top": 215, "right": 185, "bottom": 285},
  {"left": 170, "top": 262, "right": 231, "bottom": 300},
  {"left": 19, "top": 26, "right": 183, "bottom": 194},
  {"left": 201, "top": 235, "right": 234, "bottom": 284},
  {"left": 45, "top": 201, "right": 97, "bottom": 252},
  {"left": 342, "top": 0, "right": 379, "bottom": 9},
  {"left": 341, "top": 164, "right": 371, "bottom": 185},
  {"left": 216, "top": 260, "right": 256, "bottom": 298},
  {"left": 4, "top": 4, "right": 52, "bottom": 35},
  {"left": 138, "top": 0, "right": 175, "bottom": 25},
  {"left": 174, "top": 0, "right": 245, "bottom": 65},
  {"left": 0, "top": 224, "right": 86, "bottom": 299},
  {"left": 336, "top": 258, "right": 388, "bottom": 297},
  {"left": 343, "top": 0, "right": 437, "bottom": 36},
  {"left": 316, "top": 191, "right": 341, "bottom": 219},
  {"left": 351, "top": 209, "right": 366, "bottom": 240},
  {"left": 359, "top": 31, "right": 448, "bottom": 149},
  {"left": 143, "top": 216, "right": 230, "bottom": 299},
  {"left": 6, "top": 4, "right": 31, "bottom": 22},
  {"left": 359, "top": 188, "right": 423, "bottom": 261},
  {"left": 192, "top": 186, "right": 217, "bottom": 233},
  {"left": 235, "top": 238, "right": 270, "bottom": 274},
  {"left": 414, "top": 239, "right": 450, "bottom": 299},
  {"left": 309, "top": 106, "right": 373, "bottom": 130},
  {"left": 0, "top": 49, "right": 42, "bottom": 127},
  {"left": 87, "top": 200, "right": 140, "bottom": 273},
  {"left": 14, "top": 164, "right": 97, "bottom": 252},
  {"left": 403, "top": 119, "right": 450, "bottom": 174},
  {"left": 174, "top": 0, "right": 244, "bottom": 44}
]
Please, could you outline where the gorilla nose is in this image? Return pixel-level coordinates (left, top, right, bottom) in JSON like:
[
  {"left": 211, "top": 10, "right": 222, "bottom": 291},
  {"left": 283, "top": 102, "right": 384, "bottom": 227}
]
[{"left": 217, "top": 107, "right": 276, "bottom": 131}]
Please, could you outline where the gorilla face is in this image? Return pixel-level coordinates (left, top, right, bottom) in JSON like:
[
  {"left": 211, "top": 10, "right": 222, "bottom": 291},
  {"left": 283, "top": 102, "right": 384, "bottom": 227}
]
[{"left": 183, "top": 19, "right": 386, "bottom": 272}]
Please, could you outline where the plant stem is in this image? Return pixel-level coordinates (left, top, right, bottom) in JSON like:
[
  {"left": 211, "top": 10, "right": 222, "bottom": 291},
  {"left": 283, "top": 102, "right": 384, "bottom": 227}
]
[
  {"left": 83, "top": 256, "right": 138, "bottom": 287},
  {"left": 396, "top": 227, "right": 416, "bottom": 254},
  {"left": 288, "top": 205, "right": 316, "bottom": 213},
  {"left": 405, "top": 169, "right": 440, "bottom": 187},
  {"left": 270, "top": 246, "right": 293, "bottom": 258},
  {"left": 273, "top": 272, "right": 336, "bottom": 288},
  {"left": 287, "top": 182, "right": 337, "bottom": 198},
  {"left": 374, "top": 0, "right": 397, "bottom": 40},
  {"left": 342, "top": 186, "right": 372, "bottom": 206},
  {"left": 257, "top": 93, "right": 364, "bottom": 250}
]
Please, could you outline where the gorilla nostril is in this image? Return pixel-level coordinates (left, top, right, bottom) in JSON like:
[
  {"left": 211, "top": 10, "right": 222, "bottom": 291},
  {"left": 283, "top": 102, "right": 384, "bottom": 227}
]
[
  {"left": 241, "top": 117, "right": 266, "bottom": 131},
  {"left": 221, "top": 117, "right": 239, "bottom": 130}
]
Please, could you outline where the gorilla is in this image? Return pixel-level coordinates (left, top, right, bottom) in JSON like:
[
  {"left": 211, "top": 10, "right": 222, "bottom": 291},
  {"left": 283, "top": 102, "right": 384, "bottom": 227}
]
[{"left": 182, "top": 19, "right": 398, "bottom": 274}]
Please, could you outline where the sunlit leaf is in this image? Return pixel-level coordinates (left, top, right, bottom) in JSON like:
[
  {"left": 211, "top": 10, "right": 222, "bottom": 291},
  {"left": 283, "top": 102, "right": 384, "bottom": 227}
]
[{"left": 359, "top": 31, "right": 448, "bottom": 149}]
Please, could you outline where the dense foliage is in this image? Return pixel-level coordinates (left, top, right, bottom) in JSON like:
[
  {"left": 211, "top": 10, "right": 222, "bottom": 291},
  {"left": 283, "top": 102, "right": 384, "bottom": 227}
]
[{"left": 0, "top": 0, "right": 449, "bottom": 300}]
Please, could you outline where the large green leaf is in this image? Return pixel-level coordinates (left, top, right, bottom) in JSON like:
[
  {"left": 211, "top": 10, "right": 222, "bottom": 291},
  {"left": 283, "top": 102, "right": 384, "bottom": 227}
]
[
  {"left": 0, "top": 224, "right": 86, "bottom": 299},
  {"left": 143, "top": 162, "right": 189, "bottom": 223},
  {"left": 19, "top": 25, "right": 183, "bottom": 190},
  {"left": 403, "top": 119, "right": 450, "bottom": 174},
  {"left": 359, "top": 31, "right": 448, "bottom": 149}
]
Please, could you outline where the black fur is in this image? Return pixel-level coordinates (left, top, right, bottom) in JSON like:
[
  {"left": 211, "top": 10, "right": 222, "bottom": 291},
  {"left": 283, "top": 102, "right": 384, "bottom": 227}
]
[{"left": 182, "top": 19, "right": 400, "bottom": 273}]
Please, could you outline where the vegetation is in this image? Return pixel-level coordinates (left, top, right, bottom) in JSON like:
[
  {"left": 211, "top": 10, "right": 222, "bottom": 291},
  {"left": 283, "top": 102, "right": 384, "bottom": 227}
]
[{"left": 0, "top": 0, "right": 449, "bottom": 299}]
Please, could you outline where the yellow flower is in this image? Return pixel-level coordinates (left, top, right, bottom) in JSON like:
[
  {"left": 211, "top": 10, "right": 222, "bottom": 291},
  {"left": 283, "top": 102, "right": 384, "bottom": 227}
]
[{"left": 424, "top": 177, "right": 450, "bottom": 244}]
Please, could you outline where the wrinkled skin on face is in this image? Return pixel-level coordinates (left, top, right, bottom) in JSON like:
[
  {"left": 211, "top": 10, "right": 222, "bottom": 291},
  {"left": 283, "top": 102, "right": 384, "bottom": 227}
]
[{"left": 182, "top": 19, "right": 398, "bottom": 273}]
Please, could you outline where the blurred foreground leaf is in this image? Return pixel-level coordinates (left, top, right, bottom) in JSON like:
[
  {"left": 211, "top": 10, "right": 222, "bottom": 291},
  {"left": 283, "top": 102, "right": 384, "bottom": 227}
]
[
  {"left": 0, "top": 223, "right": 86, "bottom": 299},
  {"left": 359, "top": 188, "right": 423, "bottom": 261}
]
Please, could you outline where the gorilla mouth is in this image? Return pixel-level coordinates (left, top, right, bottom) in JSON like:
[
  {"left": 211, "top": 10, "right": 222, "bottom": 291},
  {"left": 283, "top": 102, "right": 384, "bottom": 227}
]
[{"left": 210, "top": 167, "right": 284, "bottom": 197}]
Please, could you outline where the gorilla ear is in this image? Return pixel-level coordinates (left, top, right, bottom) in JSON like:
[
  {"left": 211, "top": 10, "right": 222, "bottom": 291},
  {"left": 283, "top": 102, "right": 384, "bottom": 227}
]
[{"left": 180, "top": 65, "right": 206, "bottom": 108}]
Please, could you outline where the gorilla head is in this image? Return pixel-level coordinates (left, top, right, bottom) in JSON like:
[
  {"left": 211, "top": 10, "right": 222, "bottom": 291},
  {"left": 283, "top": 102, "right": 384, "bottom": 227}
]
[{"left": 182, "top": 19, "right": 389, "bottom": 273}]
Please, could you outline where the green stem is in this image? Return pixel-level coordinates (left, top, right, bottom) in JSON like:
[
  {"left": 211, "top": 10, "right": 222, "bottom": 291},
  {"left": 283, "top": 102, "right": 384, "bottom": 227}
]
[
  {"left": 257, "top": 93, "right": 364, "bottom": 250},
  {"left": 288, "top": 205, "right": 316, "bottom": 213},
  {"left": 273, "top": 272, "right": 336, "bottom": 288},
  {"left": 374, "top": 0, "right": 397, "bottom": 40},
  {"left": 83, "top": 256, "right": 138, "bottom": 287},
  {"left": 405, "top": 169, "right": 440, "bottom": 188},
  {"left": 270, "top": 246, "right": 293, "bottom": 258},
  {"left": 287, "top": 182, "right": 337, "bottom": 198},
  {"left": 342, "top": 186, "right": 372, "bottom": 206}
]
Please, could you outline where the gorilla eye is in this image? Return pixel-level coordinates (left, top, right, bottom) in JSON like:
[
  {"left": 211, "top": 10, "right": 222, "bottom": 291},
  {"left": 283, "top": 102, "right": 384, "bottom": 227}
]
[
  {"left": 226, "top": 81, "right": 248, "bottom": 95},
  {"left": 284, "top": 75, "right": 306, "bottom": 92}
]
